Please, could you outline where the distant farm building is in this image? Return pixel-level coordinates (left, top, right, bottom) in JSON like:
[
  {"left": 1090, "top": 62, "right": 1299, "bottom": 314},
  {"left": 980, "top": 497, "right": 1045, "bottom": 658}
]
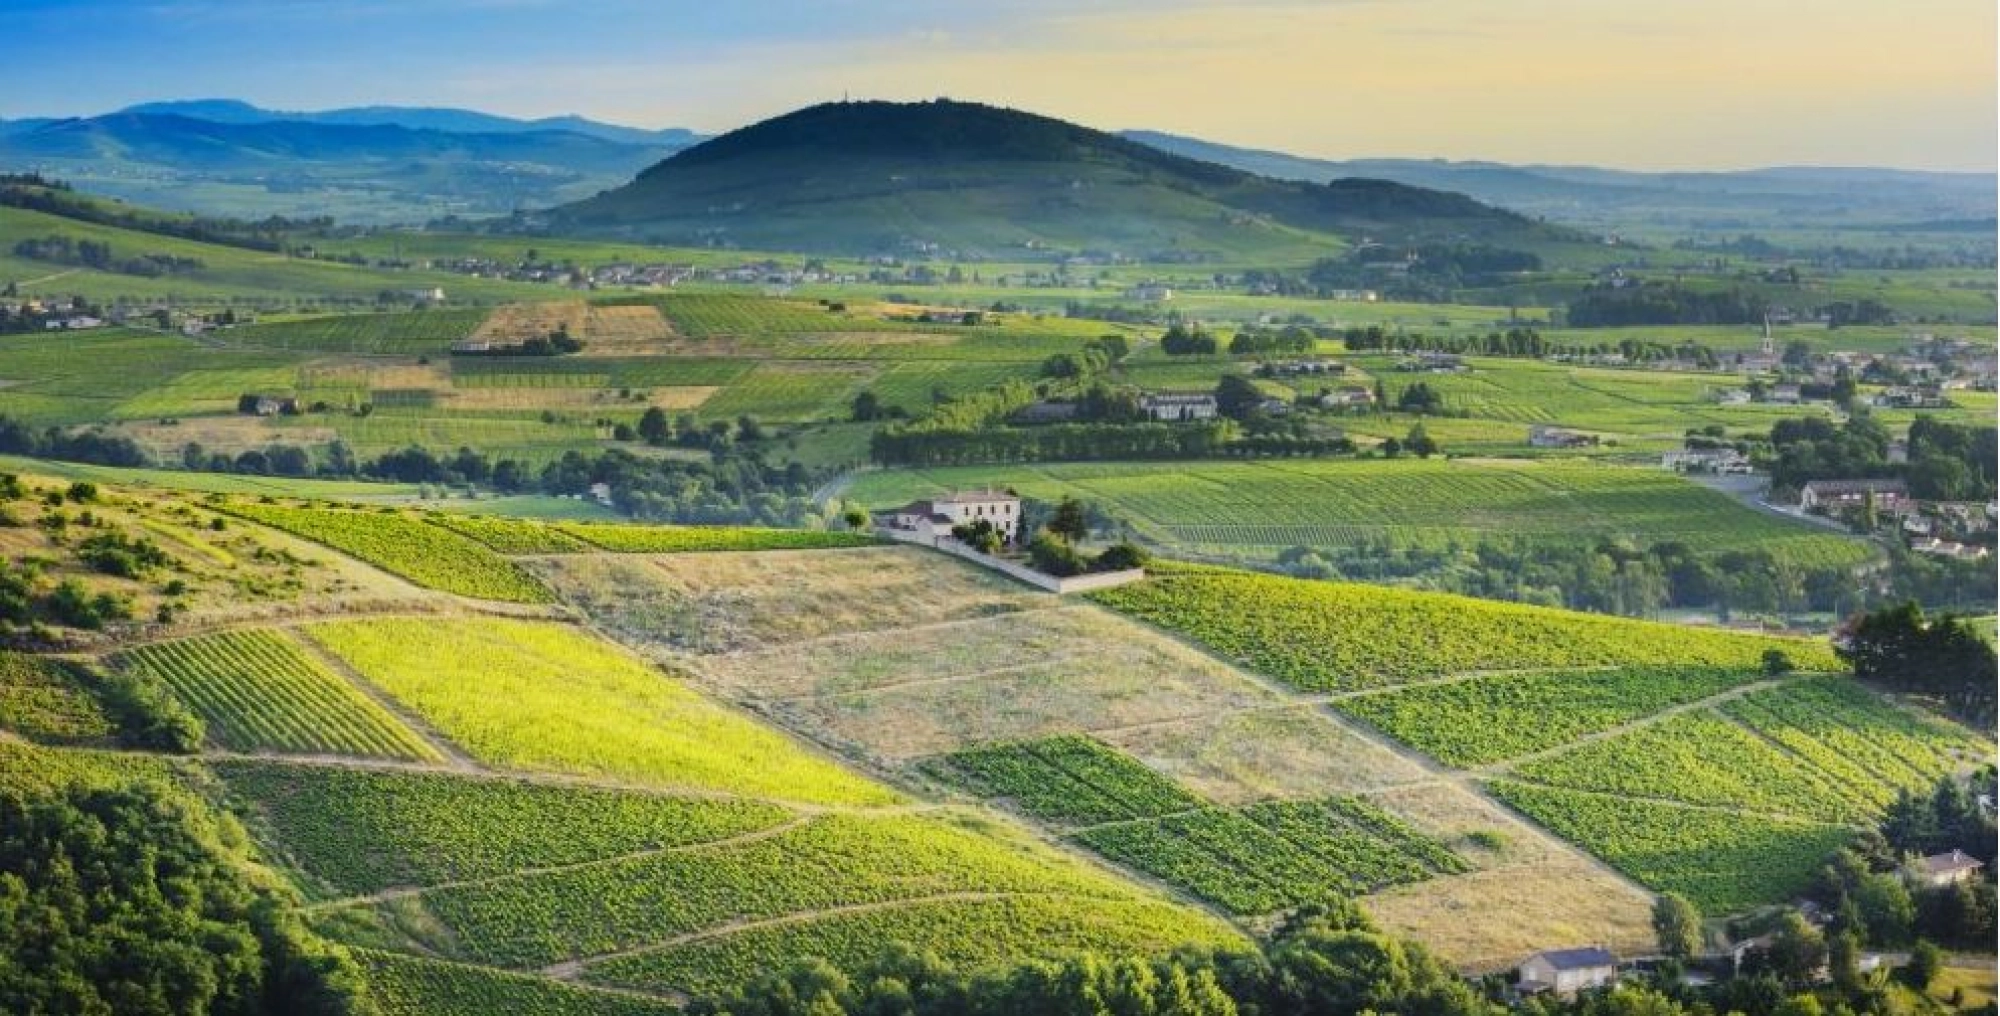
[
  {"left": 1125, "top": 283, "right": 1173, "bottom": 302},
  {"left": 1517, "top": 947, "right": 1618, "bottom": 997},
  {"left": 883, "top": 489, "right": 1022, "bottom": 545},
  {"left": 1662, "top": 449, "right": 1752, "bottom": 474},
  {"left": 1528, "top": 425, "right": 1599, "bottom": 449},
  {"left": 1320, "top": 386, "right": 1376, "bottom": 409},
  {"left": 1141, "top": 393, "right": 1219, "bottom": 422}
]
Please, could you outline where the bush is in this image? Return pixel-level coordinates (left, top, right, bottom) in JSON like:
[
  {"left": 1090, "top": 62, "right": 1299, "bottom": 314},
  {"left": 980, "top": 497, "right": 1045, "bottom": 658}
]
[
  {"left": 92, "top": 664, "right": 205, "bottom": 753},
  {"left": 1028, "top": 533, "right": 1086, "bottom": 577},
  {"left": 1091, "top": 542, "right": 1149, "bottom": 572}
]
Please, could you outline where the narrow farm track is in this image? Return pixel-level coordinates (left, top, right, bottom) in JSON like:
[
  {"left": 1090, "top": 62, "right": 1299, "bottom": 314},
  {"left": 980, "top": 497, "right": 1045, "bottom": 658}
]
[
  {"left": 299, "top": 814, "right": 819, "bottom": 914},
  {"left": 1468, "top": 677, "right": 1788, "bottom": 776},
  {"left": 284, "top": 626, "right": 480, "bottom": 771},
  {"left": 80, "top": 598, "right": 557, "bottom": 656}
]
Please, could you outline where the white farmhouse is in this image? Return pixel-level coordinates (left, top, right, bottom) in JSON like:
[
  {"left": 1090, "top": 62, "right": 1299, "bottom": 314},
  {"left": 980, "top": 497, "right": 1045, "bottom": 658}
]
[
  {"left": 1140, "top": 393, "right": 1219, "bottom": 422},
  {"left": 884, "top": 489, "right": 1022, "bottom": 545}
]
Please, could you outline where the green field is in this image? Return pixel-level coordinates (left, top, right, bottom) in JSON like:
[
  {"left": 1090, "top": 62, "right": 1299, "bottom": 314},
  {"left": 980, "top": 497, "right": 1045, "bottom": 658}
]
[
  {"left": 932, "top": 734, "right": 1206, "bottom": 826},
  {"left": 118, "top": 629, "right": 441, "bottom": 761},
  {"left": 1091, "top": 566, "right": 1839, "bottom": 690},
  {"left": 226, "top": 503, "right": 553, "bottom": 602},
  {"left": 1488, "top": 781, "right": 1857, "bottom": 914},
  {"left": 0, "top": 653, "right": 115, "bottom": 745},
  {"left": 1336, "top": 666, "right": 1768, "bottom": 767},
  {"left": 215, "top": 760, "right": 794, "bottom": 899},
  {"left": 1074, "top": 798, "right": 1466, "bottom": 916},
  {"left": 304, "top": 617, "right": 900, "bottom": 806},
  {"left": 846, "top": 458, "right": 1878, "bottom": 568}
]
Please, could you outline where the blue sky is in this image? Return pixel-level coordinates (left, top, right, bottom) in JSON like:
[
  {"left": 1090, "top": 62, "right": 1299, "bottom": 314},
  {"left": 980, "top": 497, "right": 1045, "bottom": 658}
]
[{"left": 3, "top": 0, "right": 1994, "bottom": 171}]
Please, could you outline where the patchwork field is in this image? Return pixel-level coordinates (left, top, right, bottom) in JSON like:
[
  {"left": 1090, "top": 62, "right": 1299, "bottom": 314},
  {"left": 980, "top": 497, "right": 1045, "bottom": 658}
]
[{"left": 534, "top": 546, "right": 1672, "bottom": 967}]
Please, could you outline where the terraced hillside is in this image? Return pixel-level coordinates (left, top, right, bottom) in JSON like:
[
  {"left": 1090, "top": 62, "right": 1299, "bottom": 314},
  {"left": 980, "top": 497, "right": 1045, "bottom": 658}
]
[{"left": 2, "top": 472, "right": 1985, "bottom": 1010}]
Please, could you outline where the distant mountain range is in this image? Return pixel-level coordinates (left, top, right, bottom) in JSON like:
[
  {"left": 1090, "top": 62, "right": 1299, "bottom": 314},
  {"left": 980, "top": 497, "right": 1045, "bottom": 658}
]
[
  {"left": 114, "top": 99, "right": 701, "bottom": 147},
  {"left": 1121, "top": 131, "right": 1998, "bottom": 231},
  {"left": 545, "top": 99, "right": 1572, "bottom": 258},
  {"left": 0, "top": 100, "right": 703, "bottom": 224}
]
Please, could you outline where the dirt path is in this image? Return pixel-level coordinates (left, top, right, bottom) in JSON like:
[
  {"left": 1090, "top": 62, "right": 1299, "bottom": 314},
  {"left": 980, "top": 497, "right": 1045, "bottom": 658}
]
[{"left": 284, "top": 626, "right": 481, "bottom": 772}]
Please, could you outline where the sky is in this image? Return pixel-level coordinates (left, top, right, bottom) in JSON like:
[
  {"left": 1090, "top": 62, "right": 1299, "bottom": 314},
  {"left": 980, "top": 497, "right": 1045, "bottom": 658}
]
[{"left": 2, "top": 0, "right": 1995, "bottom": 171}]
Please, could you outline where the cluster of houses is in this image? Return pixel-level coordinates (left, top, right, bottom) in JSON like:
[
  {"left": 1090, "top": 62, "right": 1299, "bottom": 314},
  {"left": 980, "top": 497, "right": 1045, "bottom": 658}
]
[
  {"left": 1397, "top": 352, "right": 1469, "bottom": 373},
  {"left": 1256, "top": 359, "right": 1348, "bottom": 378},
  {"left": 1515, "top": 851, "right": 1982, "bottom": 999},
  {"left": 1798, "top": 479, "right": 1996, "bottom": 559},
  {"left": 1661, "top": 448, "right": 1753, "bottom": 475}
]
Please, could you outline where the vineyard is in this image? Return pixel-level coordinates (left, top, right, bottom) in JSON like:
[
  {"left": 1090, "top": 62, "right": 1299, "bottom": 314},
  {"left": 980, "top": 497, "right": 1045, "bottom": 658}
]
[
  {"left": 1090, "top": 566, "right": 1838, "bottom": 691},
  {"left": 932, "top": 734, "right": 1206, "bottom": 826},
  {"left": 353, "top": 949, "right": 680, "bottom": 1016},
  {"left": 1335, "top": 666, "right": 1766, "bottom": 766},
  {"left": 581, "top": 895, "right": 1240, "bottom": 998},
  {"left": 117, "top": 629, "right": 441, "bottom": 761},
  {"left": 316, "top": 812, "right": 1233, "bottom": 970},
  {"left": 1720, "top": 679, "right": 1992, "bottom": 807},
  {"left": 558, "top": 521, "right": 877, "bottom": 553},
  {"left": 223, "top": 309, "right": 488, "bottom": 353},
  {"left": 303, "top": 617, "right": 899, "bottom": 806},
  {"left": 227, "top": 503, "right": 553, "bottom": 602},
  {"left": 1509, "top": 710, "right": 1874, "bottom": 824},
  {"left": 1074, "top": 798, "right": 1467, "bottom": 916},
  {"left": 0, "top": 652, "right": 114, "bottom": 745},
  {"left": 430, "top": 514, "right": 596, "bottom": 554},
  {"left": 215, "top": 760, "right": 792, "bottom": 898},
  {"left": 1488, "top": 781, "right": 1856, "bottom": 914}
]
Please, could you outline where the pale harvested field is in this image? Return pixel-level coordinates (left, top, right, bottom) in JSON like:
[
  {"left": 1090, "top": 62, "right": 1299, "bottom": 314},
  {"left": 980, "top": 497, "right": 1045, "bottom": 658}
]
[
  {"left": 579, "top": 305, "right": 675, "bottom": 354},
  {"left": 122, "top": 417, "right": 339, "bottom": 455},
  {"left": 772, "top": 658, "right": 1282, "bottom": 761},
  {"left": 446, "top": 386, "right": 718, "bottom": 412},
  {"left": 1100, "top": 706, "right": 1431, "bottom": 804},
  {"left": 1366, "top": 858, "right": 1655, "bottom": 972},
  {"left": 302, "top": 362, "right": 450, "bottom": 391},
  {"left": 1358, "top": 781, "right": 1655, "bottom": 970},
  {"left": 529, "top": 547, "right": 1047, "bottom": 654},
  {"left": 472, "top": 301, "right": 589, "bottom": 344}
]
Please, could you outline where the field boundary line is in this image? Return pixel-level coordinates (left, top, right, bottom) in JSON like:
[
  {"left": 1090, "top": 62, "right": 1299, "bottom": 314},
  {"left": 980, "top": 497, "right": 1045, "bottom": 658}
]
[
  {"left": 282, "top": 624, "right": 481, "bottom": 771},
  {"left": 553, "top": 890, "right": 1070, "bottom": 977},
  {"left": 1481, "top": 775, "right": 1870, "bottom": 829},
  {"left": 1468, "top": 677, "right": 1784, "bottom": 775}
]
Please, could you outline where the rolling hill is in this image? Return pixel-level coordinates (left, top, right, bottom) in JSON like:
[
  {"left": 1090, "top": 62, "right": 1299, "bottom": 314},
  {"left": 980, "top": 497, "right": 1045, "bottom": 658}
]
[
  {"left": 547, "top": 99, "right": 1581, "bottom": 260},
  {"left": 116, "top": 98, "right": 702, "bottom": 147}
]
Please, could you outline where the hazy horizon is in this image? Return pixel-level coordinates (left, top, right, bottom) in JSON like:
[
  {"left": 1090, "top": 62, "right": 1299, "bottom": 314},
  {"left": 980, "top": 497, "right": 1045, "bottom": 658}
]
[{"left": 3, "top": 0, "right": 1995, "bottom": 173}]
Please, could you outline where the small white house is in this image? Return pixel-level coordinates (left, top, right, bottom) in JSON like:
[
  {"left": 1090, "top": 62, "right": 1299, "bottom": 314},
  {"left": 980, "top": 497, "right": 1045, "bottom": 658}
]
[
  {"left": 1140, "top": 393, "right": 1219, "bottom": 422},
  {"left": 1662, "top": 449, "right": 1751, "bottom": 475},
  {"left": 1518, "top": 947, "right": 1618, "bottom": 997},
  {"left": 1918, "top": 849, "right": 1986, "bottom": 887},
  {"left": 885, "top": 489, "right": 1022, "bottom": 545}
]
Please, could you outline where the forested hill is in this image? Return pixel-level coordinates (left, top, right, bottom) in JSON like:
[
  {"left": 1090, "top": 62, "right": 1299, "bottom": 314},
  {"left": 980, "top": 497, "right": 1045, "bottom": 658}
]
[{"left": 547, "top": 99, "right": 1573, "bottom": 258}]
